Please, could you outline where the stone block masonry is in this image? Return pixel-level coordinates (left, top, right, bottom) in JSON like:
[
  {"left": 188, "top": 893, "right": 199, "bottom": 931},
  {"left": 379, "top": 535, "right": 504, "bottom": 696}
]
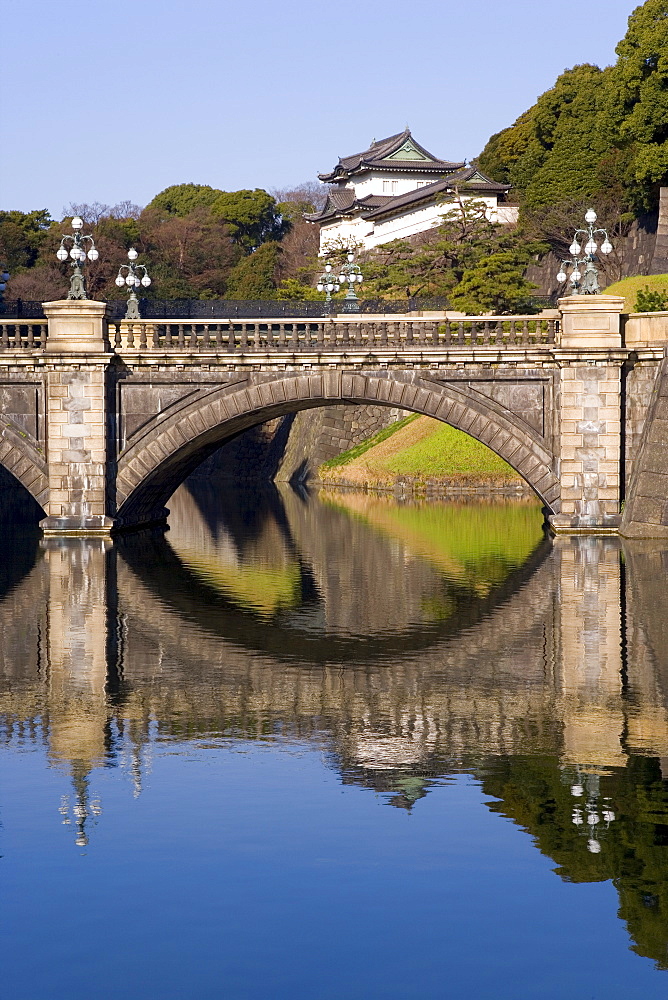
[
  {"left": 41, "top": 365, "right": 114, "bottom": 533},
  {"left": 621, "top": 357, "right": 668, "bottom": 537},
  {"left": 550, "top": 363, "right": 623, "bottom": 532}
]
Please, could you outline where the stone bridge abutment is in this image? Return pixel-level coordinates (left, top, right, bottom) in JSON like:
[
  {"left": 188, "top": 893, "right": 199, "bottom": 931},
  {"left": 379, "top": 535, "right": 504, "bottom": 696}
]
[{"left": 0, "top": 293, "right": 666, "bottom": 536}]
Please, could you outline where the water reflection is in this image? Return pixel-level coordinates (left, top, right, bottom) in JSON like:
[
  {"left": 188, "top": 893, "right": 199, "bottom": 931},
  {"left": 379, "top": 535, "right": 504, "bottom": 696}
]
[{"left": 1, "top": 485, "right": 668, "bottom": 976}]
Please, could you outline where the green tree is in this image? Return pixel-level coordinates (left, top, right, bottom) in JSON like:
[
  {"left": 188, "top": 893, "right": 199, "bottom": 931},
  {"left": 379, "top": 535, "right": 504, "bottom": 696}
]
[
  {"left": 359, "top": 198, "right": 538, "bottom": 302},
  {"left": 225, "top": 242, "right": 282, "bottom": 299},
  {"left": 211, "top": 189, "right": 288, "bottom": 250},
  {"left": 0, "top": 209, "right": 53, "bottom": 272},
  {"left": 145, "top": 183, "right": 222, "bottom": 218},
  {"left": 276, "top": 277, "right": 322, "bottom": 301},
  {"left": 477, "top": 64, "right": 613, "bottom": 211},
  {"left": 636, "top": 284, "right": 668, "bottom": 311},
  {"left": 449, "top": 250, "right": 538, "bottom": 314},
  {"left": 608, "top": 0, "right": 668, "bottom": 209}
]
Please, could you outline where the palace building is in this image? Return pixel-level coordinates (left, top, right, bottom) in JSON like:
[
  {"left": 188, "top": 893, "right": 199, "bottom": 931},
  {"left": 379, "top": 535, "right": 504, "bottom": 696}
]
[{"left": 305, "top": 129, "right": 515, "bottom": 252}]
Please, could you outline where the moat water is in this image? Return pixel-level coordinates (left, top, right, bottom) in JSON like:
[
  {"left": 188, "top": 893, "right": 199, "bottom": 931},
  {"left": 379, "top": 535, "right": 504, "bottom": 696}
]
[{"left": 1, "top": 483, "right": 668, "bottom": 999}]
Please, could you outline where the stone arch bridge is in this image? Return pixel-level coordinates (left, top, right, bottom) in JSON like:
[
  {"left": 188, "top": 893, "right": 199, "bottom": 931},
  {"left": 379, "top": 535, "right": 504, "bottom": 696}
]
[{"left": 0, "top": 294, "right": 666, "bottom": 536}]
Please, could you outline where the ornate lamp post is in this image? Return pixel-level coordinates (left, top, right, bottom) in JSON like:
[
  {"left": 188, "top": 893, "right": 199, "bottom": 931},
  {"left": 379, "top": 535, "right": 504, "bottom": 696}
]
[
  {"left": 114, "top": 248, "right": 151, "bottom": 319},
  {"left": 337, "top": 251, "right": 364, "bottom": 313},
  {"left": 316, "top": 263, "right": 340, "bottom": 312},
  {"left": 55, "top": 216, "right": 99, "bottom": 299},
  {"left": 556, "top": 208, "right": 613, "bottom": 295}
]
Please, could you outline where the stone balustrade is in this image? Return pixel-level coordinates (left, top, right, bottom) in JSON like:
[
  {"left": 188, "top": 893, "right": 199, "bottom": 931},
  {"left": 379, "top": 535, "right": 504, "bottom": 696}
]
[
  {"left": 0, "top": 321, "right": 48, "bottom": 349},
  {"left": 108, "top": 314, "right": 558, "bottom": 353}
]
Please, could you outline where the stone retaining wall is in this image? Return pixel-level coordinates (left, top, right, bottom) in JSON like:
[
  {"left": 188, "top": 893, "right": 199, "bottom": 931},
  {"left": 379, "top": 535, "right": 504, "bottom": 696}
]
[{"left": 190, "top": 404, "right": 408, "bottom": 486}]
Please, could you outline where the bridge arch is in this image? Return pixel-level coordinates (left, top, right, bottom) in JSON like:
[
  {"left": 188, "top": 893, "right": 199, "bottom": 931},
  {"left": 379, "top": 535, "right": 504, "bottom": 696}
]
[
  {"left": 0, "top": 417, "right": 48, "bottom": 517},
  {"left": 115, "top": 372, "right": 561, "bottom": 526}
]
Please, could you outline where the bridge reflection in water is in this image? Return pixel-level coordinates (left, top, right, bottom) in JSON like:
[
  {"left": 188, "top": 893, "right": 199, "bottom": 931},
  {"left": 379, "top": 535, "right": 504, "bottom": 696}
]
[{"left": 1, "top": 486, "right": 668, "bottom": 976}]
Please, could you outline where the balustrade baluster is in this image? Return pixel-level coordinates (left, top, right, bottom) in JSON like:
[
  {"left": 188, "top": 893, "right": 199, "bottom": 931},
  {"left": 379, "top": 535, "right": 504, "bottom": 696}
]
[
  {"left": 415, "top": 322, "right": 424, "bottom": 347},
  {"left": 202, "top": 324, "right": 211, "bottom": 349},
  {"left": 26, "top": 324, "right": 34, "bottom": 349},
  {"left": 299, "top": 323, "right": 309, "bottom": 351},
  {"left": 239, "top": 324, "right": 248, "bottom": 352},
  {"left": 440, "top": 320, "right": 449, "bottom": 347},
  {"left": 356, "top": 322, "right": 365, "bottom": 349},
  {"left": 2, "top": 324, "right": 11, "bottom": 349},
  {"left": 126, "top": 324, "right": 135, "bottom": 348},
  {"left": 113, "top": 323, "right": 122, "bottom": 349},
  {"left": 289, "top": 323, "right": 299, "bottom": 351},
  {"left": 316, "top": 322, "right": 325, "bottom": 348},
  {"left": 164, "top": 323, "right": 172, "bottom": 348},
  {"left": 139, "top": 323, "right": 148, "bottom": 350},
  {"left": 188, "top": 324, "right": 197, "bottom": 349}
]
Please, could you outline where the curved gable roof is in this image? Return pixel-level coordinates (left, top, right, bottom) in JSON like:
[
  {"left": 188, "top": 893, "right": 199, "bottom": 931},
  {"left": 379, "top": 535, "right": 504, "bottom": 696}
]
[{"left": 319, "top": 129, "right": 465, "bottom": 182}]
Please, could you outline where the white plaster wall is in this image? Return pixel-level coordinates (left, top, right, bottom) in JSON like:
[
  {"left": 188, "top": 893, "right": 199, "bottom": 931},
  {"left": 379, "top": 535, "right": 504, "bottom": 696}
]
[
  {"left": 318, "top": 194, "right": 504, "bottom": 252},
  {"left": 347, "top": 172, "right": 442, "bottom": 199},
  {"left": 496, "top": 206, "right": 520, "bottom": 225}
]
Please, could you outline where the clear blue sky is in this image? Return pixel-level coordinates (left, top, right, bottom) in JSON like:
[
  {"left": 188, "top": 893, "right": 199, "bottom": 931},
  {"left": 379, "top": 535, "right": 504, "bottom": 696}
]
[{"left": 2, "top": 0, "right": 639, "bottom": 217}]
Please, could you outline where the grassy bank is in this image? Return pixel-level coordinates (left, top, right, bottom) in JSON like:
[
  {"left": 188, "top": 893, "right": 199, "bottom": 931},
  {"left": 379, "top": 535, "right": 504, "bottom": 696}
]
[
  {"left": 605, "top": 274, "right": 668, "bottom": 313},
  {"left": 319, "top": 414, "right": 524, "bottom": 491}
]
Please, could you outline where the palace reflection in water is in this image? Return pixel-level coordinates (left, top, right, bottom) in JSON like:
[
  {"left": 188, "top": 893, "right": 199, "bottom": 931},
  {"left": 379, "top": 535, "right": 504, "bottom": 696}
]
[{"left": 1, "top": 483, "right": 668, "bottom": 982}]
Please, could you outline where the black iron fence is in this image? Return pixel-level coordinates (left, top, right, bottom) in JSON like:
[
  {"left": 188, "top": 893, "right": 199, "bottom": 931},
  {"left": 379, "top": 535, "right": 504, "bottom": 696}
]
[
  {"left": 105, "top": 298, "right": 451, "bottom": 321},
  {"left": 0, "top": 295, "right": 552, "bottom": 321},
  {"left": 0, "top": 298, "right": 451, "bottom": 321},
  {"left": 0, "top": 300, "right": 46, "bottom": 319}
]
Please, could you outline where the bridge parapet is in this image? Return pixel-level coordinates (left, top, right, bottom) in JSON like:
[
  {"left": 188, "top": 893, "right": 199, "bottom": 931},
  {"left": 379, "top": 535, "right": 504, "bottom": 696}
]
[
  {"left": 0, "top": 320, "right": 47, "bottom": 349},
  {"left": 107, "top": 314, "right": 559, "bottom": 354}
]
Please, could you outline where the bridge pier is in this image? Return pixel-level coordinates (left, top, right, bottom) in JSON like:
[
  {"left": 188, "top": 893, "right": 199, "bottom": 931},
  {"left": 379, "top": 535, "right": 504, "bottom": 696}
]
[
  {"left": 549, "top": 296, "right": 626, "bottom": 534},
  {"left": 40, "top": 301, "right": 115, "bottom": 535}
]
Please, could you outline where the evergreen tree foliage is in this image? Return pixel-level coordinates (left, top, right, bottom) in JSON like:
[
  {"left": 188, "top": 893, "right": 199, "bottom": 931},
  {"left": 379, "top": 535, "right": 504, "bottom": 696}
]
[
  {"left": 611, "top": 0, "right": 668, "bottom": 209},
  {"left": 636, "top": 284, "right": 668, "bottom": 310},
  {"left": 449, "top": 251, "right": 538, "bottom": 314},
  {"left": 477, "top": 1, "right": 668, "bottom": 216},
  {"left": 224, "top": 242, "right": 282, "bottom": 299},
  {"left": 478, "top": 64, "right": 613, "bottom": 210},
  {"left": 210, "top": 189, "right": 288, "bottom": 250},
  {"left": 0, "top": 209, "right": 53, "bottom": 272},
  {"left": 145, "top": 183, "right": 222, "bottom": 217}
]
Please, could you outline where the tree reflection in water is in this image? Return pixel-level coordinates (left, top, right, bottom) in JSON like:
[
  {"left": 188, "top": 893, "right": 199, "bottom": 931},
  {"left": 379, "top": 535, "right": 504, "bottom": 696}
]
[{"left": 0, "top": 483, "right": 668, "bottom": 971}]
